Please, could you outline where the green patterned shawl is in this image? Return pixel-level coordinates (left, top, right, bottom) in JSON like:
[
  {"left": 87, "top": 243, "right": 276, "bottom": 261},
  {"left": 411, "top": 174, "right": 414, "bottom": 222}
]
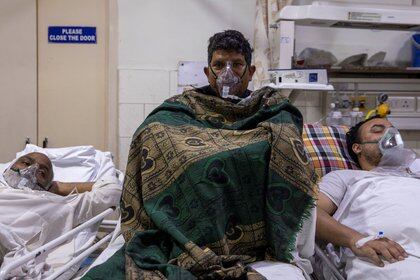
[{"left": 83, "top": 86, "right": 318, "bottom": 280}]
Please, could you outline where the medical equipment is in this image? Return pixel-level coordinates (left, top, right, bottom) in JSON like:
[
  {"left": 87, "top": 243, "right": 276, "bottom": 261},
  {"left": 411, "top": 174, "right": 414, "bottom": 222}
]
[
  {"left": 378, "top": 127, "right": 404, "bottom": 152},
  {"left": 212, "top": 61, "right": 246, "bottom": 100},
  {"left": 3, "top": 163, "right": 47, "bottom": 191},
  {"left": 365, "top": 93, "right": 391, "bottom": 119},
  {"left": 355, "top": 231, "right": 385, "bottom": 249},
  {"left": 267, "top": 69, "right": 334, "bottom": 104},
  {"left": 324, "top": 87, "right": 364, "bottom": 126},
  {"left": 269, "top": 69, "right": 329, "bottom": 86},
  {"left": 326, "top": 103, "right": 342, "bottom": 126},
  {"left": 359, "top": 126, "right": 404, "bottom": 152}
]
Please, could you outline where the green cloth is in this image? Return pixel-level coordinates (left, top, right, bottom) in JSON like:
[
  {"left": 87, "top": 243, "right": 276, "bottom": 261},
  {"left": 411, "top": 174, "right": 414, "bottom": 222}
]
[{"left": 83, "top": 86, "right": 318, "bottom": 280}]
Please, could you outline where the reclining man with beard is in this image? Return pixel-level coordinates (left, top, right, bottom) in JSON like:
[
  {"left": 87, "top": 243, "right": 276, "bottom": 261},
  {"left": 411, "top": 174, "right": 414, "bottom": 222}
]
[
  {"left": 0, "top": 151, "right": 121, "bottom": 279},
  {"left": 317, "top": 116, "right": 420, "bottom": 280}
]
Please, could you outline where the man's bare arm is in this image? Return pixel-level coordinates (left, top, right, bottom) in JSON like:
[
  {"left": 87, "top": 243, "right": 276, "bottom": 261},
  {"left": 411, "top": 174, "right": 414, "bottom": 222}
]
[
  {"left": 317, "top": 192, "right": 407, "bottom": 267},
  {"left": 50, "top": 181, "right": 95, "bottom": 196}
]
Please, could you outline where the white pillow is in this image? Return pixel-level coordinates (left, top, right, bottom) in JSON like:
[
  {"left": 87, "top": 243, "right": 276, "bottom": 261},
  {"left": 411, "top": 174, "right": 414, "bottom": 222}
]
[{"left": 1, "top": 144, "right": 118, "bottom": 183}]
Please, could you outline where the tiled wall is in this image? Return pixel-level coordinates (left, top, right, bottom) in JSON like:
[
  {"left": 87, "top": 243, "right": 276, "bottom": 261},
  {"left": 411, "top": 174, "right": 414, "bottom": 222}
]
[
  {"left": 118, "top": 69, "right": 178, "bottom": 170},
  {"left": 293, "top": 91, "right": 324, "bottom": 124}
]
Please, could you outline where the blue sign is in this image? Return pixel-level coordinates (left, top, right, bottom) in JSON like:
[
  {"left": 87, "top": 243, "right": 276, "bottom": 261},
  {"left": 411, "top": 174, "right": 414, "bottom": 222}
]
[
  {"left": 48, "top": 26, "right": 96, "bottom": 44},
  {"left": 309, "top": 72, "right": 318, "bottom": 83}
]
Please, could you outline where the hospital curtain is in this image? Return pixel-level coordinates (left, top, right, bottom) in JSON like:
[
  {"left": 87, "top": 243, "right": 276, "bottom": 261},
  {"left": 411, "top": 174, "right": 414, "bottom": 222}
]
[{"left": 252, "top": 0, "right": 292, "bottom": 89}]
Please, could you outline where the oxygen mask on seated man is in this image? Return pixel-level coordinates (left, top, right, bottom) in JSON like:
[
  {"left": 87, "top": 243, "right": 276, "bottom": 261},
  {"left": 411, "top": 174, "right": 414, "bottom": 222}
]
[{"left": 212, "top": 61, "right": 248, "bottom": 100}]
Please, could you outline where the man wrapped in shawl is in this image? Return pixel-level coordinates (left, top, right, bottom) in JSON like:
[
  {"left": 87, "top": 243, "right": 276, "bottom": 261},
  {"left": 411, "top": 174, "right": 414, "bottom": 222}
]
[{"left": 83, "top": 30, "right": 318, "bottom": 280}]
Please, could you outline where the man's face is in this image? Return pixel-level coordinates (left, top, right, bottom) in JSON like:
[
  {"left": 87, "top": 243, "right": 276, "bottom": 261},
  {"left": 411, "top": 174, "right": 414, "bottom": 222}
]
[
  {"left": 353, "top": 118, "right": 394, "bottom": 168},
  {"left": 11, "top": 152, "right": 53, "bottom": 189},
  {"left": 204, "top": 50, "right": 256, "bottom": 98}
]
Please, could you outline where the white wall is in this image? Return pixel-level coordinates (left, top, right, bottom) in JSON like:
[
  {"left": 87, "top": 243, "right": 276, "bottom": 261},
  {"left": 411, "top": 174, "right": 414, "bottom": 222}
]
[{"left": 118, "top": 0, "right": 256, "bottom": 170}]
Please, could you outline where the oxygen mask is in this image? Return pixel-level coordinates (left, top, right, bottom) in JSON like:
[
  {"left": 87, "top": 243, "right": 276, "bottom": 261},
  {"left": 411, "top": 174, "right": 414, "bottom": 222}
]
[
  {"left": 211, "top": 61, "right": 247, "bottom": 100},
  {"left": 3, "top": 163, "right": 51, "bottom": 191}
]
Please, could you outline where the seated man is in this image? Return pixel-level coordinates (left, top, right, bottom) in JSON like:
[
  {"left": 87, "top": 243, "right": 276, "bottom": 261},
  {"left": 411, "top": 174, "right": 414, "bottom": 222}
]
[
  {"left": 0, "top": 151, "right": 122, "bottom": 279},
  {"left": 83, "top": 30, "right": 318, "bottom": 280},
  {"left": 317, "top": 116, "right": 420, "bottom": 279}
]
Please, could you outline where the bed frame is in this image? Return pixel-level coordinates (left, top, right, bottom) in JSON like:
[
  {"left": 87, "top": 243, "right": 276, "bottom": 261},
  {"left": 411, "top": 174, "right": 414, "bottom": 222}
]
[{"left": 0, "top": 208, "right": 118, "bottom": 280}]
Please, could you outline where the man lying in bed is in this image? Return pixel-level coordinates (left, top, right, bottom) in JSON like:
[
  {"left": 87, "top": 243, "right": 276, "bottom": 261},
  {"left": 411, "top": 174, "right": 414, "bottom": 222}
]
[
  {"left": 0, "top": 152, "right": 122, "bottom": 279},
  {"left": 317, "top": 116, "right": 420, "bottom": 279}
]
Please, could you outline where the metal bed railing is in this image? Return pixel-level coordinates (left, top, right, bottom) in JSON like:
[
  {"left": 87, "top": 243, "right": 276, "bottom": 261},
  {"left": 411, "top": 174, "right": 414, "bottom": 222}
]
[
  {"left": 0, "top": 208, "right": 116, "bottom": 280},
  {"left": 314, "top": 243, "right": 346, "bottom": 280}
]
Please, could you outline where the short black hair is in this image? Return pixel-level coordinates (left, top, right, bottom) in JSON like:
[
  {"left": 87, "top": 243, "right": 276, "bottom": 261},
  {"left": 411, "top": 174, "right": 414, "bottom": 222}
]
[
  {"left": 207, "top": 30, "right": 252, "bottom": 65},
  {"left": 346, "top": 116, "right": 382, "bottom": 166}
]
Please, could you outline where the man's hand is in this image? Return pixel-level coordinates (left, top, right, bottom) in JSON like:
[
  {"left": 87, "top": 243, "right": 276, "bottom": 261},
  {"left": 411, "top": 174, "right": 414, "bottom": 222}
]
[
  {"left": 349, "top": 237, "right": 408, "bottom": 267},
  {"left": 50, "top": 181, "right": 94, "bottom": 196}
]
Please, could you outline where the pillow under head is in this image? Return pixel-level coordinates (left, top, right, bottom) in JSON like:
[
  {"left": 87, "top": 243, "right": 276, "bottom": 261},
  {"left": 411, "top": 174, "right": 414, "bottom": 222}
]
[{"left": 302, "top": 124, "right": 359, "bottom": 177}]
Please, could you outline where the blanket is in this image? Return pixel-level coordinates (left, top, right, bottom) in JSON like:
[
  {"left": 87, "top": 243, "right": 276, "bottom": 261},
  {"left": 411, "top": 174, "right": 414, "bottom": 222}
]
[{"left": 83, "top": 86, "right": 318, "bottom": 279}]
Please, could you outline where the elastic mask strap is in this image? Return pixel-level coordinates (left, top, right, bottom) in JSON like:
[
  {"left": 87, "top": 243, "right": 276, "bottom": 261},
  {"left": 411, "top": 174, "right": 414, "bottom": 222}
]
[
  {"left": 209, "top": 64, "right": 248, "bottom": 80},
  {"left": 239, "top": 64, "right": 248, "bottom": 80},
  {"left": 10, "top": 167, "right": 20, "bottom": 173},
  {"left": 359, "top": 141, "right": 379, "bottom": 145},
  {"left": 210, "top": 66, "right": 218, "bottom": 79}
]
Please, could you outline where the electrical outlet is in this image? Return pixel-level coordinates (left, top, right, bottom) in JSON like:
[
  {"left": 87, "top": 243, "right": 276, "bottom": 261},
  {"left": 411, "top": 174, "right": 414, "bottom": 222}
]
[{"left": 388, "top": 96, "right": 416, "bottom": 112}]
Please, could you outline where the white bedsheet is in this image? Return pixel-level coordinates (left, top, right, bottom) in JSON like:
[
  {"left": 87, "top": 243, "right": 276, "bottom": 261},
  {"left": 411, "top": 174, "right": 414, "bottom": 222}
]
[
  {"left": 333, "top": 173, "right": 420, "bottom": 280},
  {"left": 0, "top": 177, "right": 121, "bottom": 279}
]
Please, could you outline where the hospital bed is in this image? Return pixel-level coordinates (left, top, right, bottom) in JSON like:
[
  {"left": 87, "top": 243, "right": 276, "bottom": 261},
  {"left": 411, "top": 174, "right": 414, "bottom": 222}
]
[
  {"left": 0, "top": 144, "right": 123, "bottom": 280},
  {"left": 303, "top": 123, "right": 420, "bottom": 280},
  {"left": 0, "top": 209, "right": 118, "bottom": 280}
]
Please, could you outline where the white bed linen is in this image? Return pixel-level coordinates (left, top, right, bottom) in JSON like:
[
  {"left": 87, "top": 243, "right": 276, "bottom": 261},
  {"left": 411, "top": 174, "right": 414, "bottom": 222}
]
[
  {"left": 333, "top": 173, "right": 420, "bottom": 280},
  {"left": 0, "top": 177, "right": 121, "bottom": 280}
]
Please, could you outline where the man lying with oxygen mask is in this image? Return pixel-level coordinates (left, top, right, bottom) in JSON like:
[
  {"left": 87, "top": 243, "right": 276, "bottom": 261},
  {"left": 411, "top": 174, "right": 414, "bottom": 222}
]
[
  {"left": 317, "top": 116, "right": 420, "bottom": 280},
  {"left": 3, "top": 152, "right": 54, "bottom": 191},
  {"left": 0, "top": 152, "right": 121, "bottom": 279},
  {"left": 2, "top": 152, "right": 99, "bottom": 195}
]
